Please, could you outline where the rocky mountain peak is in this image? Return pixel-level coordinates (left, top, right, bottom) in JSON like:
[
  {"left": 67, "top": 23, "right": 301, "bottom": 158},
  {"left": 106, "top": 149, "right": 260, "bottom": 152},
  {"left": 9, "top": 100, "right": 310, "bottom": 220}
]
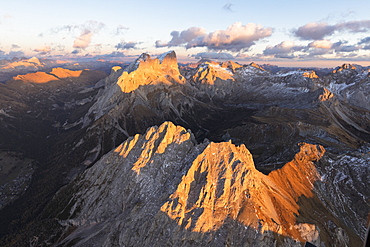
[
  {"left": 116, "top": 51, "right": 184, "bottom": 93},
  {"left": 249, "top": 62, "right": 266, "bottom": 71},
  {"left": 332, "top": 63, "right": 358, "bottom": 73},
  {"left": 161, "top": 141, "right": 257, "bottom": 232},
  {"left": 115, "top": 121, "right": 195, "bottom": 174},
  {"left": 220, "top": 60, "right": 243, "bottom": 73},
  {"left": 303, "top": 70, "right": 319, "bottom": 79},
  {"left": 27, "top": 57, "right": 42, "bottom": 66},
  {"left": 161, "top": 141, "right": 325, "bottom": 243},
  {"left": 318, "top": 87, "right": 334, "bottom": 101},
  {"left": 192, "top": 61, "right": 235, "bottom": 85}
]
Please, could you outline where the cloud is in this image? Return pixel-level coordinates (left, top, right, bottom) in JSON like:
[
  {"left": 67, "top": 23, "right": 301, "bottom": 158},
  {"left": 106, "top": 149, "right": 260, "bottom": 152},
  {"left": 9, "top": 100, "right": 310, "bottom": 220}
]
[
  {"left": 192, "top": 52, "right": 235, "bottom": 60},
  {"left": 190, "top": 22, "right": 273, "bottom": 51},
  {"left": 51, "top": 20, "right": 106, "bottom": 34},
  {"left": 358, "top": 36, "right": 370, "bottom": 44},
  {"left": 34, "top": 45, "right": 52, "bottom": 55},
  {"left": 157, "top": 22, "right": 272, "bottom": 52},
  {"left": 263, "top": 41, "right": 305, "bottom": 59},
  {"left": 96, "top": 51, "right": 127, "bottom": 58},
  {"left": 307, "top": 48, "right": 332, "bottom": 56},
  {"left": 156, "top": 27, "right": 206, "bottom": 47},
  {"left": 264, "top": 41, "right": 301, "bottom": 54},
  {"left": 48, "top": 20, "right": 106, "bottom": 50},
  {"left": 73, "top": 30, "right": 93, "bottom": 49},
  {"left": 335, "top": 45, "right": 359, "bottom": 53},
  {"left": 336, "top": 20, "right": 370, "bottom": 32},
  {"left": 293, "top": 20, "right": 370, "bottom": 40},
  {"left": 293, "top": 23, "right": 336, "bottom": 40},
  {"left": 116, "top": 25, "right": 129, "bottom": 35},
  {"left": 308, "top": 40, "right": 332, "bottom": 49},
  {"left": 11, "top": 44, "right": 21, "bottom": 50},
  {"left": 115, "top": 41, "right": 141, "bottom": 50},
  {"left": 0, "top": 50, "right": 25, "bottom": 59},
  {"left": 222, "top": 4, "right": 234, "bottom": 12}
]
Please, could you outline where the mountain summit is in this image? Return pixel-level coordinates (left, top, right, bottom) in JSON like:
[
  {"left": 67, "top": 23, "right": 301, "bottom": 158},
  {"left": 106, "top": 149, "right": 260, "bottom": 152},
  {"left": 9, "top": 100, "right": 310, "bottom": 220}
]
[{"left": 117, "top": 51, "right": 184, "bottom": 92}]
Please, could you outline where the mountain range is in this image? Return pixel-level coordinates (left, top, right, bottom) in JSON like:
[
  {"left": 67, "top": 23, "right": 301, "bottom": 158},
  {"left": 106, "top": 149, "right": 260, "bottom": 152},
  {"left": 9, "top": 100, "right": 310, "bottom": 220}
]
[{"left": 0, "top": 51, "right": 369, "bottom": 246}]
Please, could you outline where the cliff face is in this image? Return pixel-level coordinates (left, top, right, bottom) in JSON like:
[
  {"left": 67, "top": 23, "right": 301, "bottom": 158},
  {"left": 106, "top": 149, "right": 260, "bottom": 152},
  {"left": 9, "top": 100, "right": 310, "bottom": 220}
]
[
  {"left": 53, "top": 122, "right": 363, "bottom": 247},
  {"left": 161, "top": 142, "right": 324, "bottom": 242}
]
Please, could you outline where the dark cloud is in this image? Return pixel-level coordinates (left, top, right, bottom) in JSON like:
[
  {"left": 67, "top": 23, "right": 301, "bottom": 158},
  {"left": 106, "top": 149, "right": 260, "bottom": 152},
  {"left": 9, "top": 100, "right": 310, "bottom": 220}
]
[
  {"left": 335, "top": 45, "right": 359, "bottom": 53},
  {"left": 157, "top": 22, "right": 272, "bottom": 52},
  {"left": 293, "top": 20, "right": 370, "bottom": 40},
  {"left": 307, "top": 48, "right": 332, "bottom": 56},
  {"left": 192, "top": 52, "right": 234, "bottom": 60},
  {"left": 274, "top": 54, "right": 296, "bottom": 59},
  {"left": 115, "top": 41, "right": 141, "bottom": 50},
  {"left": 358, "top": 36, "right": 370, "bottom": 44},
  {"left": 8, "top": 50, "right": 25, "bottom": 57},
  {"left": 0, "top": 50, "right": 25, "bottom": 59}
]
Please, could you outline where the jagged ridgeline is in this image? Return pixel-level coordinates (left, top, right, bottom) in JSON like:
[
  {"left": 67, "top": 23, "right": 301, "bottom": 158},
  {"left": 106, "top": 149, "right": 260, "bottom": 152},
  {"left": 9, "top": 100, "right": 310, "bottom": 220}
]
[{"left": 0, "top": 51, "right": 369, "bottom": 246}]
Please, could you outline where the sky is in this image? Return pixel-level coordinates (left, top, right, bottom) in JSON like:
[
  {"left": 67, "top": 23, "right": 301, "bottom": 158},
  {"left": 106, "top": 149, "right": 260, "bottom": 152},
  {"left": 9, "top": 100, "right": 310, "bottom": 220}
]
[{"left": 1, "top": 0, "right": 370, "bottom": 67}]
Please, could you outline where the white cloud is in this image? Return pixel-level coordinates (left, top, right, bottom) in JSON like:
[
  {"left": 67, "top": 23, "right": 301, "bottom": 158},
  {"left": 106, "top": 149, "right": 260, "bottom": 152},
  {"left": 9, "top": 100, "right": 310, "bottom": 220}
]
[
  {"left": 308, "top": 40, "right": 332, "bottom": 49},
  {"left": 34, "top": 45, "right": 52, "bottom": 55},
  {"left": 156, "top": 22, "right": 272, "bottom": 52},
  {"left": 73, "top": 30, "right": 93, "bottom": 49}
]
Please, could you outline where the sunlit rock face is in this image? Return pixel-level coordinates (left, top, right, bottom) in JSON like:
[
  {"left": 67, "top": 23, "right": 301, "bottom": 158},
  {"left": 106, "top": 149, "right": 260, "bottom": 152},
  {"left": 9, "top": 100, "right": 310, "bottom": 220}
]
[
  {"left": 161, "top": 142, "right": 324, "bottom": 241},
  {"left": 12, "top": 68, "right": 85, "bottom": 83},
  {"left": 117, "top": 51, "right": 184, "bottom": 93},
  {"left": 54, "top": 122, "right": 364, "bottom": 246}
]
